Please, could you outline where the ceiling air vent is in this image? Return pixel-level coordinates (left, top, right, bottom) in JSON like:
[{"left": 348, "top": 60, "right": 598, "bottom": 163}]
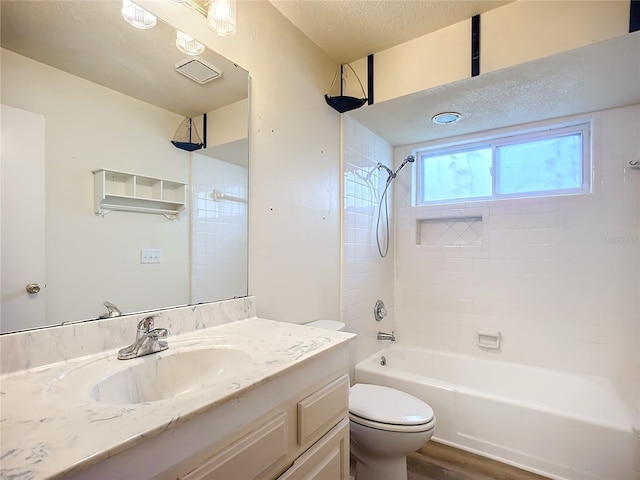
[{"left": 175, "top": 58, "right": 222, "bottom": 84}]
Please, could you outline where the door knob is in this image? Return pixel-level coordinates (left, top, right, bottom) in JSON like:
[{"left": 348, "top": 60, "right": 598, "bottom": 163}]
[{"left": 26, "top": 282, "right": 41, "bottom": 294}]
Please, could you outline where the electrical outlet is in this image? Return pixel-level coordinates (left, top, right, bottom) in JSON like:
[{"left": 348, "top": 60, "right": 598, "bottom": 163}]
[{"left": 140, "top": 249, "right": 161, "bottom": 264}]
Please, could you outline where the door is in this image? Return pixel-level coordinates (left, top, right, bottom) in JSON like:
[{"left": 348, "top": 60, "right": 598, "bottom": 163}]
[{"left": 1, "top": 104, "right": 46, "bottom": 332}]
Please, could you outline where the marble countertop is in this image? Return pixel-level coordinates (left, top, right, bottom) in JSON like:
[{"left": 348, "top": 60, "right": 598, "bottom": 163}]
[{"left": 0, "top": 318, "right": 355, "bottom": 480}]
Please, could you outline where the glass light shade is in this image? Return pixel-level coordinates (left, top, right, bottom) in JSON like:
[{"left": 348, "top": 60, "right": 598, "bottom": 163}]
[
  {"left": 207, "top": 0, "right": 237, "bottom": 36},
  {"left": 176, "top": 31, "right": 205, "bottom": 56},
  {"left": 121, "top": 0, "right": 156, "bottom": 29}
]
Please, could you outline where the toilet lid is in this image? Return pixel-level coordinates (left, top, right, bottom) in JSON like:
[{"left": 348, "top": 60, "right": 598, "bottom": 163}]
[{"left": 350, "top": 383, "right": 434, "bottom": 426}]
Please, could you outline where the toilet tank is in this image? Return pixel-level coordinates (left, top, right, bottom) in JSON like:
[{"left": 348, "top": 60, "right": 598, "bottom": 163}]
[{"left": 304, "top": 320, "right": 345, "bottom": 331}]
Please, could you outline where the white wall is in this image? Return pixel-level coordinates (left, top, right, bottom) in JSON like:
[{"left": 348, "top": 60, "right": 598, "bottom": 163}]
[
  {"left": 1, "top": 48, "right": 191, "bottom": 324},
  {"left": 393, "top": 105, "right": 640, "bottom": 413},
  {"left": 342, "top": 116, "right": 395, "bottom": 368},
  {"left": 143, "top": 1, "right": 342, "bottom": 324},
  {"left": 201, "top": 99, "right": 248, "bottom": 148}
]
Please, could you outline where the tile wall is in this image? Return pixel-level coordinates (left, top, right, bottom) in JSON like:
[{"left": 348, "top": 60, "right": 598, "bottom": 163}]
[
  {"left": 392, "top": 105, "right": 639, "bottom": 417},
  {"left": 191, "top": 153, "right": 248, "bottom": 303},
  {"left": 342, "top": 116, "right": 396, "bottom": 367}
]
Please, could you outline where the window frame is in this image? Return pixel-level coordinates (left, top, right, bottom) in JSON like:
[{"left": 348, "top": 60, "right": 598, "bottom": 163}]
[{"left": 414, "top": 122, "right": 591, "bottom": 206}]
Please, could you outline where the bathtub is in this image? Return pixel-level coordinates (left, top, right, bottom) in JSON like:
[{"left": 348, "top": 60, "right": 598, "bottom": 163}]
[{"left": 354, "top": 344, "right": 636, "bottom": 480}]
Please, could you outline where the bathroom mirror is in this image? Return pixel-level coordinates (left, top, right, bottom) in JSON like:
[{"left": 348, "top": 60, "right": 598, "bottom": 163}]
[{"left": 0, "top": 1, "right": 249, "bottom": 333}]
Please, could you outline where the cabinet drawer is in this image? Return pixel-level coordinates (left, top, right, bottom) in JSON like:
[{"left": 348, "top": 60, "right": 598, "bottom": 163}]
[
  {"left": 297, "top": 374, "right": 349, "bottom": 446},
  {"left": 179, "top": 413, "right": 288, "bottom": 480}
]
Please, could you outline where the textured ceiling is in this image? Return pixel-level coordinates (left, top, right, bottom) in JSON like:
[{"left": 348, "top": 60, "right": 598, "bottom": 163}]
[
  {"left": 269, "top": 0, "right": 513, "bottom": 63},
  {"left": 0, "top": 1, "right": 248, "bottom": 118},
  {"left": 348, "top": 31, "right": 640, "bottom": 146},
  {"left": 270, "top": 0, "right": 639, "bottom": 147},
  {"left": 3, "top": 0, "right": 638, "bottom": 147}
]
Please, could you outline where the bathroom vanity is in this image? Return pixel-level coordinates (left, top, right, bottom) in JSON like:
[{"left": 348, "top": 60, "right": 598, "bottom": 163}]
[{"left": 0, "top": 300, "right": 355, "bottom": 480}]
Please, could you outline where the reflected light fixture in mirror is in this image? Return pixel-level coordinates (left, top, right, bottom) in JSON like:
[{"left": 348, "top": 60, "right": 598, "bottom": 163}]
[
  {"left": 207, "top": 0, "right": 237, "bottom": 36},
  {"left": 121, "top": 0, "right": 157, "bottom": 29},
  {"left": 176, "top": 31, "right": 206, "bottom": 55}
]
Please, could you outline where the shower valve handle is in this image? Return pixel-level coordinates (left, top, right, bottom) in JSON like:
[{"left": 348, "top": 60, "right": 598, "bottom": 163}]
[{"left": 374, "top": 300, "right": 387, "bottom": 321}]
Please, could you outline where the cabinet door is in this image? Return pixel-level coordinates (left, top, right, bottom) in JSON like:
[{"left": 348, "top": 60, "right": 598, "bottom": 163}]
[
  {"left": 179, "top": 413, "right": 288, "bottom": 480},
  {"left": 298, "top": 374, "right": 349, "bottom": 446},
  {"left": 278, "top": 418, "right": 349, "bottom": 480}
]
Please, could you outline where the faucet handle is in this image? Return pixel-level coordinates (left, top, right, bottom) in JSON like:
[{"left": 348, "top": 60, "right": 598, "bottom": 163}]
[
  {"left": 136, "top": 315, "right": 159, "bottom": 336},
  {"left": 149, "top": 327, "right": 169, "bottom": 339}
]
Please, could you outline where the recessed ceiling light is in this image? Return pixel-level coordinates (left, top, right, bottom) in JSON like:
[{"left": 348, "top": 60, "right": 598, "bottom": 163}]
[{"left": 432, "top": 112, "right": 461, "bottom": 125}]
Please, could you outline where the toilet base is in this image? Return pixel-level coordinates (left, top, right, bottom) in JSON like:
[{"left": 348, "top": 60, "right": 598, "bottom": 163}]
[{"left": 353, "top": 454, "right": 408, "bottom": 480}]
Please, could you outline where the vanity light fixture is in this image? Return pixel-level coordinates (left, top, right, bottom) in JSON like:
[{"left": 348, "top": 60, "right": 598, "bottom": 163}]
[
  {"left": 207, "top": 0, "right": 237, "bottom": 36},
  {"left": 176, "top": 31, "right": 206, "bottom": 56},
  {"left": 432, "top": 112, "right": 462, "bottom": 125},
  {"left": 121, "top": 0, "right": 157, "bottom": 29}
]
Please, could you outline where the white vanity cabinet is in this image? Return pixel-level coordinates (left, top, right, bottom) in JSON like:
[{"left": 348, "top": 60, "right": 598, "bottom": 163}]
[
  {"left": 175, "top": 374, "right": 350, "bottom": 480},
  {"left": 64, "top": 343, "right": 351, "bottom": 480}
]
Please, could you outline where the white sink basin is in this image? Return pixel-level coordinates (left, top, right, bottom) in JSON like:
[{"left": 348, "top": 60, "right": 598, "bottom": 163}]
[{"left": 90, "top": 347, "right": 252, "bottom": 404}]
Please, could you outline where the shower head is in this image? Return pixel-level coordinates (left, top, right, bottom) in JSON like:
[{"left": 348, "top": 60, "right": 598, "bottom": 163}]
[
  {"left": 378, "top": 155, "right": 415, "bottom": 181},
  {"left": 394, "top": 154, "right": 415, "bottom": 175}
]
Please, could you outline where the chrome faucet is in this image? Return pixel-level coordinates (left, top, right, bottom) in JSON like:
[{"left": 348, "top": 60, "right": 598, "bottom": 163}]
[
  {"left": 118, "top": 315, "right": 169, "bottom": 360},
  {"left": 377, "top": 331, "right": 396, "bottom": 341},
  {"left": 99, "top": 301, "right": 122, "bottom": 318}
]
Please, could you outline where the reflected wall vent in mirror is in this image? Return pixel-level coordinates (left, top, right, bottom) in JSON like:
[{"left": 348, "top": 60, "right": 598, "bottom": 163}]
[{"left": 175, "top": 58, "right": 222, "bottom": 84}]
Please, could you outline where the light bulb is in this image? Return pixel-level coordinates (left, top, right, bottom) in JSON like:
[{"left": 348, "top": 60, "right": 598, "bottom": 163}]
[
  {"left": 207, "top": 0, "right": 237, "bottom": 36},
  {"left": 176, "top": 31, "right": 205, "bottom": 56},
  {"left": 121, "top": 0, "right": 156, "bottom": 29}
]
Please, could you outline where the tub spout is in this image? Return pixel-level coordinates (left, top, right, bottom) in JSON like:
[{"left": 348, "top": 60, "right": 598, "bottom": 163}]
[{"left": 377, "top": 331, "right": 395, "bottom": 341}]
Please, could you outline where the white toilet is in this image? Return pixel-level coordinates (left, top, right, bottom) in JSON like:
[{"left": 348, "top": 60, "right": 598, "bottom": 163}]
[
  {"left": 349, "top": 383, "right": 434, "bottom": 480},
  {"left": 304, "top": 320, "right": 436, "bottom": 480}
]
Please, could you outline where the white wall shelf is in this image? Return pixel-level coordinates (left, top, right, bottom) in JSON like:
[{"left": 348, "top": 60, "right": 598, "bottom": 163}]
[{"left": 93, "top": 169, "right": 187, "bottom": 219}]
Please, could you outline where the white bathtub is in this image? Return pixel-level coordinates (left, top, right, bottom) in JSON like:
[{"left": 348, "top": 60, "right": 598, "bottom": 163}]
[{"left": 354, "top": 344, "right": 636, "bottom": 480}]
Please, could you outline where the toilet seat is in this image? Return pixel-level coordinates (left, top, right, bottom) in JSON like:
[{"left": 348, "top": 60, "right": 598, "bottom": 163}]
[
  {"left": 349, "top": 383, "right": 435, "bottom": 433},
  {"left": 349, "top": 413, "right": 435, "bottom": 433}
]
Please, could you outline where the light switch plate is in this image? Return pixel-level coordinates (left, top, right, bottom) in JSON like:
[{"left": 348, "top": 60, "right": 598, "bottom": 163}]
[{"left": 141, "top": 249, "right": 161, "bottom": 264}]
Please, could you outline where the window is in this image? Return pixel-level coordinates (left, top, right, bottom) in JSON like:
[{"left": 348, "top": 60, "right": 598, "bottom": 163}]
[{"left": 415, "top": 123, "right": 590, "bottom": 205}]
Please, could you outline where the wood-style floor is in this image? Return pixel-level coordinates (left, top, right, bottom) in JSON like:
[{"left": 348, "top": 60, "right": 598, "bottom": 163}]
[{"left": 407, "top": 442, "right": 551, "bottom": 480}]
